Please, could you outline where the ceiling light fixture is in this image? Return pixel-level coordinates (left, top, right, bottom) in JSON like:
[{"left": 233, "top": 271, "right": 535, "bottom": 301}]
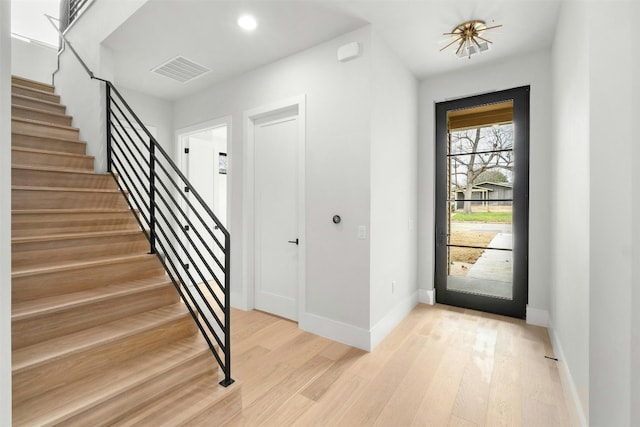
[
  {"left": 440, "top": 20, "right": 502, "bottom": 59},
  {"left": 237, "top": 15, "right": 257, "bottom": 31}
]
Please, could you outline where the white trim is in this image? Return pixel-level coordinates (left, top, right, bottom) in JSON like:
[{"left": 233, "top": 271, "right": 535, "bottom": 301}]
[
  {"left": 548, "top": 321, "right": 588, "bottom": 427},
  {"left": 370, "top": 291, "right": 419, "bottom": 350},
  {"left": 175, "top": 117, "right": 233, "bottom": 301},
  {"left": 176, "top": 116, "right": 233, "bottom": 231},
  {"left": 243, "top": 95, "right": 306, "bottom": 318},
  {"left": 418, "top": 288, "right": 435, "bottom": 305},
  {"left": 230, "top": 291, "right": 249, "bottom": 311},
  {"left": 526, "top": 305, "right": 549, "bottom": 327},
  {"left": 176, "top": 117, "right": 232, "bottom": 219},
  {"left": 299, "top": 312, "right": 371, "bottom": 351}
]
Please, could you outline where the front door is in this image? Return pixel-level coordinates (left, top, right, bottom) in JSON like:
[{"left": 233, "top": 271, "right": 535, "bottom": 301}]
[
  {"left": 435, "top": 86, "right": 529, "bottom": 318},
  {"left": 254, "top": 107, "right": 300, "bottom": 321}
]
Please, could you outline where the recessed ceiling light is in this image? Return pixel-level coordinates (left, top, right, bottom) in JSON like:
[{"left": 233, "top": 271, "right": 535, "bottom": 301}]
[{"left": 237, "top": 15, "right": 257, "bottom": 31}]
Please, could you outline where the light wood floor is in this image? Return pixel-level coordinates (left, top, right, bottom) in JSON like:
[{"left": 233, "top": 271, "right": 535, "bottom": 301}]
[{"left": 223, "top": 303, "right": 571, "bottom": 427}]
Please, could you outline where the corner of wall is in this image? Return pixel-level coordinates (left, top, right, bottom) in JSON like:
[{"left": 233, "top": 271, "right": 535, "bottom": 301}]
[
  {"left": 525, "top": 305, "right": 549, "bottom": 327},
  {"left": 299, "top": 312, "right": 372, "bottom": 351},
  {"left": 368, "top": 26, "right": 419, "bottom": 338},
  {"left": 548, "top": 320, "right": 589, "bottom": 427},
  {"left": 370, "top": 291, "right": 418, "bottom": 350},
  {"left": 418, "top": 288, "right": 434, "bottom": 305}
]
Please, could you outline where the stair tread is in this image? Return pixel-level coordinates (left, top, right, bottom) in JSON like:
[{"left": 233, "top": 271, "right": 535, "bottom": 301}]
[
  {"left": 13, "top": 208, "right": 133, "bottom": 214},
  {"left": 12, "top": 253, "right": 155, "bottom": 278},
  {"left": 12, "top": 82, "right": 56, "bottom": 95},
  {"left": 12, "top": 229, "right": 143, "bottom": 244},
  {"left": 12, "top": 93, "right": 63, "bottom": 107},
  {"left": 12, "top": 103, "right": 71, "bottom": 119},
  {"left": 12, "top": 303, "right": 189, "bottom": 373},
  {"left": 11, "top": 145, "right": 94, "bottom": 159},
  {"left": 12, "top": 130, "right": 86, "bottom": 144},
  {"left": 11, "top": 163, "right": 108, "bottom": 175},
  {"left": 12, "top": 117, "right": 79, "bottom": 131},
  {"left": 12, "top": 335, "right": 210, "bottom": 426},
  {"left": 12, "top": 185, "right": 122, "bottom": 193},
  {"left": 116, "top": 374, "right": 238, "bottom": 427},
  {"left": 12, "top": 276, "right": 172, "bottom": 321}
]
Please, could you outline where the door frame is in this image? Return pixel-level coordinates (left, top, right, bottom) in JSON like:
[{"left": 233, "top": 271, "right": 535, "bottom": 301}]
[
  {"left": 175, "top": 117, "right": 232, "bottom": 286},
  {"left": 243, "top": 95, "right": 306, "bottom": 318},
  {"left": 434, "top": 86, "right": 529, "bottom": 319}
]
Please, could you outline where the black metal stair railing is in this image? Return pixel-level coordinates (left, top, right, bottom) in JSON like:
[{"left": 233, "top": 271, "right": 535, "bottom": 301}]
[
  {"left": 106, "top": 83, "right": 234, "bottom": 387},
  {"left": 46, "top": 14, "right": 234, "bottom": 387},
  {"left": 59, "top": 0, "right": 92, "bottom": 31}
]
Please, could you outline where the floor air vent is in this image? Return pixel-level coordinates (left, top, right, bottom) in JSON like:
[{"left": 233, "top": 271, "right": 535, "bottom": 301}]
[{"left": 151, "top": 56, "right": 211, "bottom": 83}]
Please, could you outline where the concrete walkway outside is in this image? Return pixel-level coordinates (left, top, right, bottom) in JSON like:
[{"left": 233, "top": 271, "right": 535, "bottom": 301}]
[{"left": 448, "top": 232, "right": 513, "bottom": 299}]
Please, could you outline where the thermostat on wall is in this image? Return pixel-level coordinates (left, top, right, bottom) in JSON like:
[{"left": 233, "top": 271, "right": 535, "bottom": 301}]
[{"left": 337, "top": 42, "right": 361, "bottom": 62}]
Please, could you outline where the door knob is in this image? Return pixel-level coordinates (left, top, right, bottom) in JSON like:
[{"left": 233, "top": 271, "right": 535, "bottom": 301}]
[{"left": 287, "top": 238, "right": 299, "bottom": 245}]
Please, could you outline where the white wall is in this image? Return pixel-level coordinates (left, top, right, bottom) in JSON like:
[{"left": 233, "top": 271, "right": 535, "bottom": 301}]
[
  {"left": 418, "top": 50, "right": 553, "bottom": 318},
  {"left": 54, "top": 0, "right": 148, "bottom": 173},
  {"left": 369, "top": 31, "right": 418, "bottom": 347},
  {"left": 1, "top": 1, "right": 12, "bottom": 423},
  {"left": 11, "top": 37, "right": 57, "bottom": 84},
  {"left": 174, "top": 26, "right": 374, "bottom": 347},
  {"left": 633, "top": 4, "right": 640, "bottom": 422},
  {"left": 549, "top": 1, "right": 590, "bottom": 423},
  {"left": 118, "top": 87, "right": 174, "bottom": 155},
  {"left": 551, "top": 2, "right": 637, "bottom": 424},
  {"left": 633, "top": 2, "right": 640, "bottom": 420},
  {"left": 588, "top": 2, "right": 633, "bottom": 425}
]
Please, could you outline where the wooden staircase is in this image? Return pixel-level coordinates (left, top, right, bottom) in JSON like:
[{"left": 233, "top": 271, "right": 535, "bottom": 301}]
[{"left": 10, "top": 76, "right": 241, "bottom": 426}]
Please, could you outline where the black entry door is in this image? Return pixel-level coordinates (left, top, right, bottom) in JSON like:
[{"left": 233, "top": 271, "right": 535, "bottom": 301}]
[{"left": 434, "top": 86, "right": 529, "bottom": 318}]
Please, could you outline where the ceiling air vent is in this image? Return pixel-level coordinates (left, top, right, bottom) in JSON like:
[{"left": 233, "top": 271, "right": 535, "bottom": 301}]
[{"left": 151, "top": 56, "right": 211, "bottom": 83}]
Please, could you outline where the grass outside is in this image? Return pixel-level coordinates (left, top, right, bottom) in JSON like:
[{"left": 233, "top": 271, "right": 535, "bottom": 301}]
[
  {"left": 449, "top": 231, "right": 495, "bottom": 264},
  {"left": 451, "top": 211, "right": 512, "bottom": 223}
]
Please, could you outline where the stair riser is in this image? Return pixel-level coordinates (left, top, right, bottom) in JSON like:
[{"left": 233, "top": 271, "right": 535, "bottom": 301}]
[
  {"left": 12, "top": 119, "right": 79, "bottom": 140},
  {"left": 12, "top": 189, "right": 128, "bottom": 210},
  {"left": 12, "top": 106, "right": 73, "bottom": 127},
  {"left": 12, "top": 85, "right": 60, "bottom": 103},
  {"left": 12, "top": 256, "right": 165, "bottom": 302},
  {"left": 12, "top": 150, "right": 94, "bottom": 171},
  {"left": 12, "top": 78, "right": 55, "bottom": 93},
  {"left": 12, "top": 133, "right": 86, "bottom": 155},
  {"left": 12, "top": 285, "right": 178, "bottom": 349},
  {"left": 12, "top": 212, "right": 140, "bottom": 237},
  {"left": 12, "top": 169, "right": 117, "bottom": 190},
  {"left": 67, "top": 354, "right": 216, "bottom": 427},
  {"left": 12, "top": 314, "right": 197, "bottom": 406},
  {"left": 12, "top": 96, "right": 66, "bottom": 114},
  {"left": 12, "top": 233, "right": 150, "bottom": 269}
]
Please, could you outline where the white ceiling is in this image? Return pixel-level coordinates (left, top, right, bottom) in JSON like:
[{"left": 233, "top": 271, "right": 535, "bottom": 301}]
[{"left": 103, "top": 0, "right": 562, "bottom": 101}]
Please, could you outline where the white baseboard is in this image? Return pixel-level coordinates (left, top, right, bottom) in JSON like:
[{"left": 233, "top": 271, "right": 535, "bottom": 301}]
[
  {"left": 526, "top": 306, "right": 549, "bottom": 327},
  {"left": 370, "top": 291, "right": 418, "bottom": 350},
  {"left": 299, "top": 312, "right": 371, "bottom": 351},
  {"left": 418, "top": 288, "right": 435, "bottom": 305},
  {"left": 230, "top": 291, "right": 249, "bottom": 311},
  {"left": 548, "top": 322, "right": 588, "bottom": 427},
  {"left": 300, "top": 292, "right": 418, "bottom": 352}
]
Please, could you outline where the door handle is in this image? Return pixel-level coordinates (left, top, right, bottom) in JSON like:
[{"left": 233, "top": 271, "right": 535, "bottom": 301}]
[{"left": 287, "top": 238, "right": 299, "bottom": 245}]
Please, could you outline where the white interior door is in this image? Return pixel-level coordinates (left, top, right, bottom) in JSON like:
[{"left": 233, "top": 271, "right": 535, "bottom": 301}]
[{"left": 254, "top": 108, "right": 299, "bottom": 320}]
